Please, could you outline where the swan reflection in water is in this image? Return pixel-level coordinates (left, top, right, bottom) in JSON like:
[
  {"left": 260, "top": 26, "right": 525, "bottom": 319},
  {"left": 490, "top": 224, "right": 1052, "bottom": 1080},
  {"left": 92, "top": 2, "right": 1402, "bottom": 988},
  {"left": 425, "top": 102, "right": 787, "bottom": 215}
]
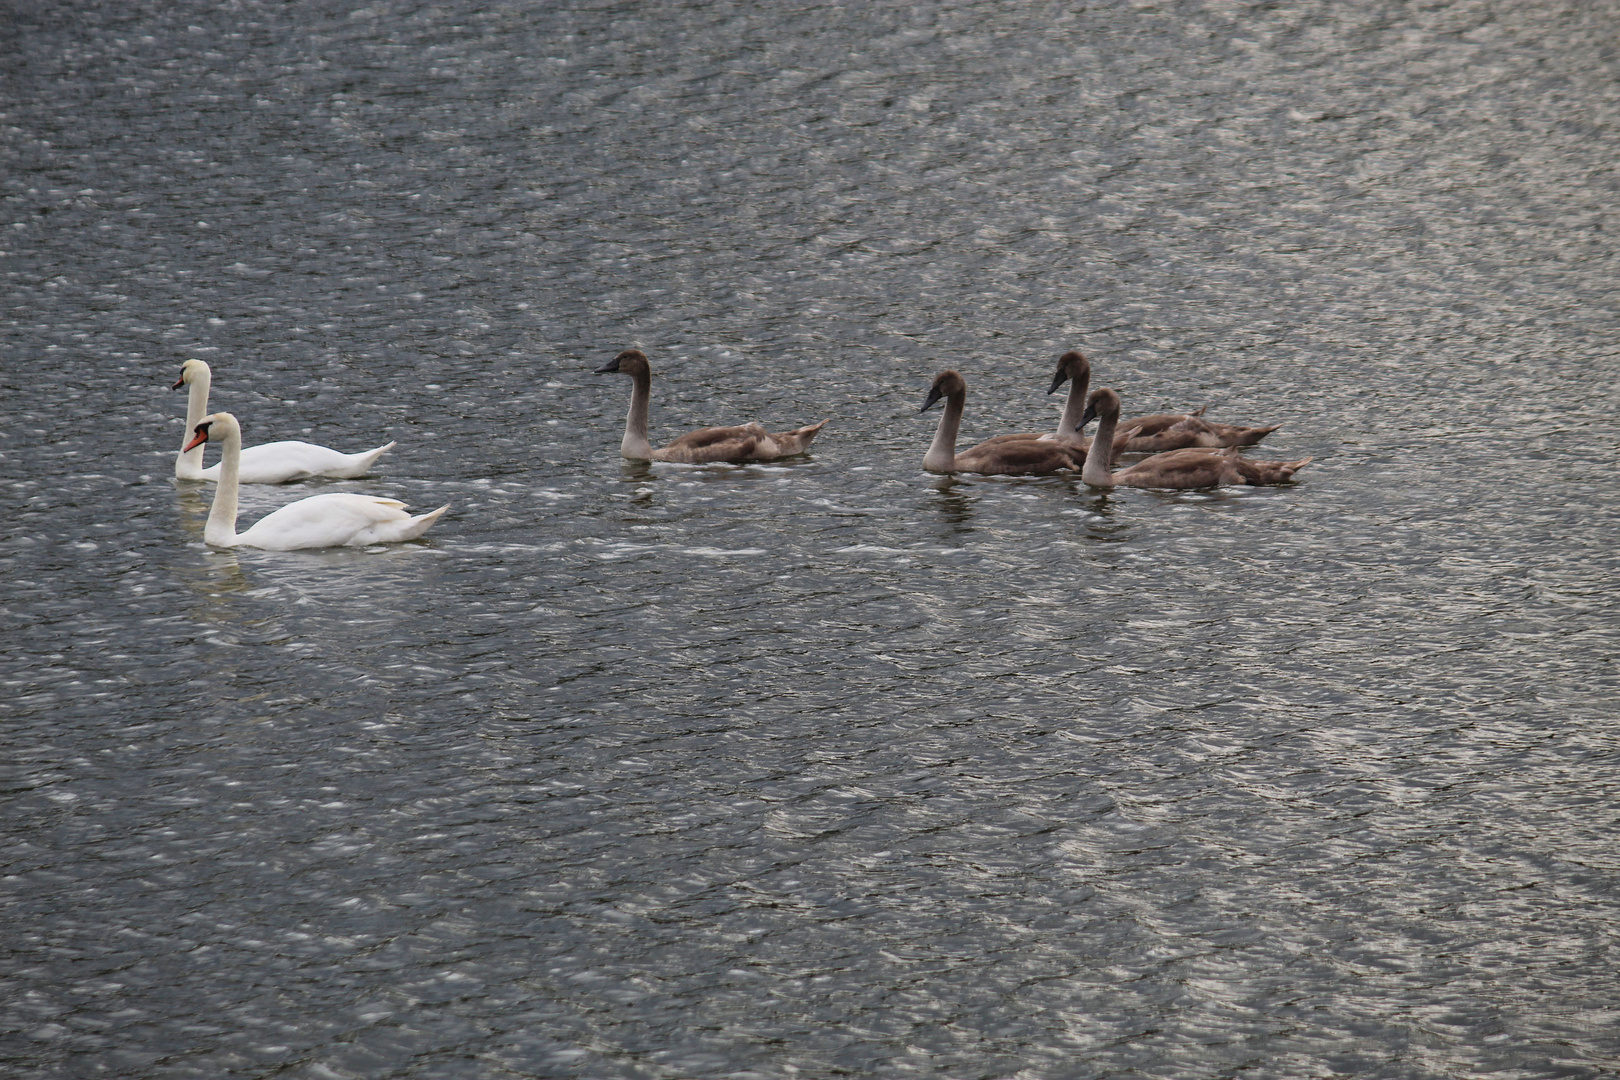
[
  {"left": 929, "top": 477, "right": 976, "bottom": 538},
  {"left": 169, "top": 541, "right": 254, "bottom": 630}
]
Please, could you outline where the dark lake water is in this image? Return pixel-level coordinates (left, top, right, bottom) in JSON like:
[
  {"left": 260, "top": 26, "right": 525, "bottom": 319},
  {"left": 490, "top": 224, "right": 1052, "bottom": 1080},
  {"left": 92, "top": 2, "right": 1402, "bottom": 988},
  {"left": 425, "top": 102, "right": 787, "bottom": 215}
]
[{"left": 4, "top": 1, "right": 1619, "bottom": 1076}]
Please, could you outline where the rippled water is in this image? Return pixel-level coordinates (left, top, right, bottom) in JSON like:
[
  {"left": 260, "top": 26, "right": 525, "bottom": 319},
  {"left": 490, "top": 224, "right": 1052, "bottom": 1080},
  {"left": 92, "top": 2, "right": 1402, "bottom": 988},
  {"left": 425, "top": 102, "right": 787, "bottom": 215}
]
[{"left": 4, "top": 1, "right": 1619, "bottom": 1077}]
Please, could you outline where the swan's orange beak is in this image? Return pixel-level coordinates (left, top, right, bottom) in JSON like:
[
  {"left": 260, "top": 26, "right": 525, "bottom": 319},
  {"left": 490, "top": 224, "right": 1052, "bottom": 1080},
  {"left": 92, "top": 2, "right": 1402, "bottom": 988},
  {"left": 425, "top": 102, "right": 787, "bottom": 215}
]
[
  {"left": 172, "top": 376, "right": 186, "bottom": 389},
  {"left": 182, "top": 424, "right": 211, "bottom": 453}
]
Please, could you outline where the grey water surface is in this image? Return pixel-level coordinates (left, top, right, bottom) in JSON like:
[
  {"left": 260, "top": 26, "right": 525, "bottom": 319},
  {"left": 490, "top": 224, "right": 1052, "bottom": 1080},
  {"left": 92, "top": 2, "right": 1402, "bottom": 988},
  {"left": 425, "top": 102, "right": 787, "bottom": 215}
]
[{"left": 4, "top": 1, "right": 1619, "bottom": 1077}]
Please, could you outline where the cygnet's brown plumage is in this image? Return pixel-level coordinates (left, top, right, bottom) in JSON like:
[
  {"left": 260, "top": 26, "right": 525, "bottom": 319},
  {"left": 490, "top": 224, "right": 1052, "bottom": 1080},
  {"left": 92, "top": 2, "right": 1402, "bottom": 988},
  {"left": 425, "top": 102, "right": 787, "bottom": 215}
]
[
  {"left": 1114, "top": 407, "right": 1280, "bottom": 452},
  {"left": 976, "top": 348, "right": 1277, "bottom": 454},
  {"left": 976, "top": 350, "right": 1096, "bottom": 451},
  {"left": 920, "top": 370, "right": 1086, "bottom": 476},
  {"left": 594, "top": 349, "right": 830, "bottom": 463},
  {"left": 1080, "top": 388, "right": 1310, "bottom": 489}
]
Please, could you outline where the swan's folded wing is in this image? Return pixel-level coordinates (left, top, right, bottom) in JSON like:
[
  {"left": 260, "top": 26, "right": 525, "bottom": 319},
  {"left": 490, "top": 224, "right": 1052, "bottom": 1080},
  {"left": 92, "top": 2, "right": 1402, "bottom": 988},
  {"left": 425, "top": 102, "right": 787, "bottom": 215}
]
[
  {"left": 662, "top": 425, "right": 762, "bottom": 450},
  {"left": 1117, "top": 448, "right": 1241, "bottom": 488},
  {"left": 200, "top": 440, "right": 355, "bottom": 484},
  {"left": 954, "top": 438, "right": 1086, "bottom": 475},
  {"left": 241, "top": 493, "right": 413, "bottom": 549},
  {"left": 655, "top": 424, "right": 767, "bottom": 462}
]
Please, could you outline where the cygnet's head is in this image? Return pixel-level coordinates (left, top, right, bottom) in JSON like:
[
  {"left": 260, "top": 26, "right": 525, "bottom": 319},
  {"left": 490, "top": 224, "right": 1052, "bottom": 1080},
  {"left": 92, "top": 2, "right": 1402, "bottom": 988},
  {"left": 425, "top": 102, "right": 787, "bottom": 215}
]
[
  {"left": 173, "top": 358, "right": 211, "bottom": 390},
  {"left": 1048, "top": 350, "right": 1090, "bottom": 395},
  {"left": 920, "top": 370, "right": 966, "bottom": 412},
  {"left": 594, "top": 348, "right": 651, "bottom": 377},
  {"left": 1080, "top": 388, "right": 1122, "bottom": 427}
]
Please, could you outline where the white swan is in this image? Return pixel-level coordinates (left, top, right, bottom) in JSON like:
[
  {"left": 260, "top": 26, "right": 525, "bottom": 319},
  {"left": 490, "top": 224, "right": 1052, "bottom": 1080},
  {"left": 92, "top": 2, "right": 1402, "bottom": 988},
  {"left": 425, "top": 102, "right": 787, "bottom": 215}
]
[
  {"left": 173, "top": 359, "right": 395, "bottom": 483},
  {"left": 593, "top": 349, "right": 830, "bottom": 463},
  {"left": 184, "top": 413, "right": 448, "bottom": 549}
]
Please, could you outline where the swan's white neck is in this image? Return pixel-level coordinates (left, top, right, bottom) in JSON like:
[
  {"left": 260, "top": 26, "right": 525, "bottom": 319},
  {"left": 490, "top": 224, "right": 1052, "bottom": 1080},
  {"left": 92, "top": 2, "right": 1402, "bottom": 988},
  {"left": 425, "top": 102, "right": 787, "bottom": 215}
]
[
  {"left": 175, "top": 367, "right": 211, "bottom": 479},
  {"left": 923, "top": 391, "right": 964, "bottom": 472},
  {"left": 204, "top": 422, "right": 242, "bottom": 546},
  {"left": 1081, "top": 409, "right": 1118, "bottom": 487},
  {"left": 620, "top": 369, "right": 655, "bottom": 460},
  {"left": 1054, "top": 371, "right": 1090, "bottom": 442}
]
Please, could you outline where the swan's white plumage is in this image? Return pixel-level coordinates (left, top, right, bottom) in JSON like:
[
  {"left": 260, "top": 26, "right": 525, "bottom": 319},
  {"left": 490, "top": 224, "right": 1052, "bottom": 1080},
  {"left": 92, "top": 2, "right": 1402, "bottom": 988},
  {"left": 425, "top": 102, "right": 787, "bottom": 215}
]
[
  {"left": 232, "top": 492, "right": 446, "bottom": 550},
  {"left": 189, "top": 412, "right": 447, "bottom": 550},
  {"left": 194, "top": 440, "right": 397, "bottom": 484},
  {"left": 173, "top": 359, "right": 394, "bottom": 483}
]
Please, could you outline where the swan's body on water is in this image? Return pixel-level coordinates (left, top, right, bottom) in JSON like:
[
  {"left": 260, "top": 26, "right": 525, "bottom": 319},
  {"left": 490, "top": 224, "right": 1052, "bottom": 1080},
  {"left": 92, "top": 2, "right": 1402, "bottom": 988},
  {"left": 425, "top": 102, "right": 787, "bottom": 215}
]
[
  {"left": 185, "top": 413, "right": 447, "bottom": 549},
  {"left": 172, "top": 359, "right": 394, "bottom": 483},
  {"left": 1112, "top": 408, "right": 1280, "bottom": 453},
  {"left": 920, "top": 370, "right": 1086, "bottom": 475},
  {"left": 976, "top": 349, "right": 1277, "bottom": 454},
  {"left": 594, "top": 349, "right": 829, "bottom": 463},
  {"left": 1080, "top": 389, "right": 1311, "bottom": 489}
]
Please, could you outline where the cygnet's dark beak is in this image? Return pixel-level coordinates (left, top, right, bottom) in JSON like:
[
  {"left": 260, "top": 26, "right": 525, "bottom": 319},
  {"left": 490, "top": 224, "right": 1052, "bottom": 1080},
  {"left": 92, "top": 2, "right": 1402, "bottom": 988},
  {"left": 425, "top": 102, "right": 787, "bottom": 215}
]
[
  {"left": 1080, "top": 402, "right": 1098, "bottom": 427},
  {"left": 593, "top": 358, "right": 620, "bottom": 374},
  {"left": 1047, "top": 368, "right": 1071, "bottom": 395},
  {"left": 920, "top": 385, "right": 944, "bottom": 413}
]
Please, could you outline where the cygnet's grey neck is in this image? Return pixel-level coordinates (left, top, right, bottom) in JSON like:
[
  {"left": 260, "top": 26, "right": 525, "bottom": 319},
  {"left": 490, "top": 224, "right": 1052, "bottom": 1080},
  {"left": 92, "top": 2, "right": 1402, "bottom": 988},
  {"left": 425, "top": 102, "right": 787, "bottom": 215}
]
[
  {"left": 923, "top": 391, "right": 965, "bottom": 472},
  {"left": 1054, "top": 369, "right": 1090, "bottom": 442},
  {"left": 620, "top": 367, "right": 655, "bottom": 460},
  {"left": 1082, "top": 408, "right": 1119, "bottom": 487}
]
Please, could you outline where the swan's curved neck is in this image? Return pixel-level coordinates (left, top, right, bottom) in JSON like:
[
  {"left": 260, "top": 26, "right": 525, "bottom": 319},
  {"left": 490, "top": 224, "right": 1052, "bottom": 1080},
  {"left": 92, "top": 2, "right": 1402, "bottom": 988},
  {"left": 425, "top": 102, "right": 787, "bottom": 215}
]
[
  {"left": 923, "top": 391, "right": 964, "bottom": 472},
  {"left": 176, "top": 369, "right": 211, "bottom": 479},
  {"left": 1055, "top": 370, "right": 1090, "bottom": 442},
  {"left": 621, "top": 368, "right": 654, "bottom": 459},
  {"left": 1082, "top": 410, "right": 1118, "bottom": 487},
  {"left": 204, "top": 426, "right": 241, "bottom": 546}
]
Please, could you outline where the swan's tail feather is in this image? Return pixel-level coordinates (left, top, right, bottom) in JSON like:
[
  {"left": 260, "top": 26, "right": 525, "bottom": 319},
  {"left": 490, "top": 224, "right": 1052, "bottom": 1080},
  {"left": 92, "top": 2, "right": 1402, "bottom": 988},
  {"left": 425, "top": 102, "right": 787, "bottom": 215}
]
[
  {"left": 395, "top": 503, "right": 449, "bottom": 541},
  {"left": 1235, "top": 424, "right": 1281, "bottom": 446},
  {"left": 414, "top": 503, "right": 449, "bottom": 529},
  {"left": 772, "top": 418, "right": 831, "bottom": 455},
  {"left": 1236, "top": 455, "right": 1312, "bottom": 485},
  {"left": 335, "top": 440, "right": 395, "bottom": 477}
]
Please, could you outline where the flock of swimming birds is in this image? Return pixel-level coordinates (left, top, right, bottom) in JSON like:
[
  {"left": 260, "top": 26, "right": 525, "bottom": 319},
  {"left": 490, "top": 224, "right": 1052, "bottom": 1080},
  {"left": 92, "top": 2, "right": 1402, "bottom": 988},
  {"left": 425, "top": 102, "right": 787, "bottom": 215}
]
[{"left": 171, "top": 348, "right": 1311, "bottom": 551}]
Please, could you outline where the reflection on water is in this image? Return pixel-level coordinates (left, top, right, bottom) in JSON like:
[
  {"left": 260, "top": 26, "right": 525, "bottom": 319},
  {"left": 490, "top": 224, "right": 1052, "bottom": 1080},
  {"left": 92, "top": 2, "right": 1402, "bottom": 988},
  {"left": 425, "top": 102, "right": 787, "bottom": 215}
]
[
  {"left": 173, "top": 550, "right": 253, "bottom": 620},
  {"left": 1070, "top": 492, "right": 1133, "bottom": 544},
  {"left": 4, "top": 1, "right": 1620, "bottom": 1078},
  {"left": 928, "top": 477, "right": 976, "bottom": 537},
  {"left": 170, "top": 483, "right": 212, "bottom": 540}
]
